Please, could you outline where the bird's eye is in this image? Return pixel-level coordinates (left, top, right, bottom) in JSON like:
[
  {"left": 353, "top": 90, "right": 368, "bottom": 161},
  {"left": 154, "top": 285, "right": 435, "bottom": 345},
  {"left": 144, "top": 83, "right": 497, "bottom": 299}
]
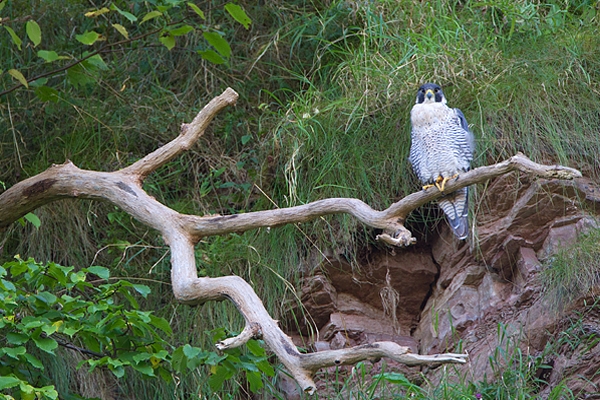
[
  {"left": 434, "top": 88, "right": 439, "bottom": 93},
  {"left": 420, "top": 88, "right": 425, "bottom": 92}
]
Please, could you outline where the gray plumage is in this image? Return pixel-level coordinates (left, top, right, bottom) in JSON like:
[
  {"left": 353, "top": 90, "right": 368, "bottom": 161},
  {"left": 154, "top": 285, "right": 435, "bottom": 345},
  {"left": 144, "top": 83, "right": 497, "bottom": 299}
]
[{"left": 409, "top": 83, "right": 475, "bottom": 239}]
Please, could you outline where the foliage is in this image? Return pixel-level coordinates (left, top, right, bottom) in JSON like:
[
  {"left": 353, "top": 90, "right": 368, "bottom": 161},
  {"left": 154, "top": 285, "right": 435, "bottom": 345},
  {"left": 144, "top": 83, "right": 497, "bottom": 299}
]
[
  {"left": 1, "top": 0, "right": 600, "bottom": 398},
  {"left": 307, "top": 321, "right": 580, "bottom": 400},
  {"left": 0, "top": 0, "right": 251, "bottom": 96},
  {"left": 541, "top": 228, "right": 600, "bottom": 310},
  {"left": 0, "top": 257, "right": 273, "bottom": 399}
]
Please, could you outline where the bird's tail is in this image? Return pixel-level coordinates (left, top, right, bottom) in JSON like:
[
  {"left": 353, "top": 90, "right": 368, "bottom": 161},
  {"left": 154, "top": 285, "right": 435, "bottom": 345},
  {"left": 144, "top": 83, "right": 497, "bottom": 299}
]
[{"left": 437, "top": 187, "right": 469, "bottom": 240}]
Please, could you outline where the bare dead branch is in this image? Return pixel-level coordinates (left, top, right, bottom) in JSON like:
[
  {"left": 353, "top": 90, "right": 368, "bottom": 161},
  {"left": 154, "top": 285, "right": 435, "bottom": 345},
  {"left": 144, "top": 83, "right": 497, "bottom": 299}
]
[
  {"left": 299, "top": 342, "right": 468, "bottom": 372},
  {"left": 120, "top": 87, "right": 238, "bottom": 181},
  {"left": 0, "top": 87, "right": 582, "bottom": 394}
]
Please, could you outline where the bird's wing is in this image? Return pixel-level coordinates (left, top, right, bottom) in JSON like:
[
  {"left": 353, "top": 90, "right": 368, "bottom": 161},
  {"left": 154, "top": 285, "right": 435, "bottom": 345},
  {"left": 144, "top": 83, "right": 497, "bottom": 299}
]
[
  {"left": 409, "top": 127, "right": 431, "bottom": 183},
  {"left": 454, "top": 108, "right": 475, "bottom": 161}
]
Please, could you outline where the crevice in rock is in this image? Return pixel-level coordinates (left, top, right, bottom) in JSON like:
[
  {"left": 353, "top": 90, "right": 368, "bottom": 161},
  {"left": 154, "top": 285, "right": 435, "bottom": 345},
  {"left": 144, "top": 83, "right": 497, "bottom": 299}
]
[{"left": 283, "top": 176, "right": 600, "bottom": 397}]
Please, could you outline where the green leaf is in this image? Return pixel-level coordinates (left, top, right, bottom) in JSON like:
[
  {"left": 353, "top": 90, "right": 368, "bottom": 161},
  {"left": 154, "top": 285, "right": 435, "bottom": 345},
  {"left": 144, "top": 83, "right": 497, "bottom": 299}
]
[
  {"left": 75, "top": 31, "right": 101, "bottom": 45},
  {"left": 132, "top": 283, "right": 151, "bottom": 297},
  {"left": 1, "top": 278, "right": 16, "bottom": 291},
  {"left": 84, "top": 54, "right": 108, "bottom": 70},
  {"left": 24, "top": 212, "right": 41, "bottom": 228},
  {"left": 35, "top": 291, "right": 57, "bottom": 305},
  {"left": 256, "top": 359, "right": 275, "bottom": 376},
  {"left": 110, "top": 4, "right": 137, "bottom": 22},
  {"left": 0, "top": 0, "right": 7, "bottom": 12},
  {"left": 30, "top": 78, "right": 48, "bottom": 88},
  {"left": 246, "top": 370, "right": 263, "bottom": 393},
  {"left": 169, "top": 25, "right": 194, "bottom": 37},
  {"left": 149, "top": 314, "right": 172, "bottom": 335},
  {"left": 69, "top": 270, "right": 86, "bottom": 283},
  {"left": 171, "top": 347, "right": 185, "bottom": 372},
  {"left": 85, "top": 7, "right": 110, "bottom": 18},
  {"left": 224, "top": 3, "right": 251, "bottom": 29},
  {"left": 112, "top": 23, "right": 129, "bottom": 39},
  {"left": 187, "top": 2, "right": 205, "bottom": 19},
  {"left": 23, "top": 353, "right": 44, "bottom": 370},
  {"left": 208, "top": 366, "right": 234, "bottom": 391},
  {"left": 157, "top": 367, "right": 172, "bottom": 383},
  {"left": 7, "top": 332, "right": 30, "bottom": 345},
  {"left": 4, "top": 26, "right": 22, "bottom": 50},
  {"left": 246, "top": 339, "right": 266, "bottom": 357},
  {"left": 107, "top": 360, "right": 125, "bottom": 378},
  {"left": 86, "top": 266, "right": 110, "bottom": 279},
  {"left": 376, "top": 372, "right": 412, "bottom": 385},
  {"left": 47, "top": 263, "right": 72, "bottom": 285},
  {"left": 82, "top": 335, "right": 101, "bottom": 353},
  {"left": 159, "top": 34, "right": 175, "bottom": 50},
  {"left": 0, "top": 376, "right": 21, "bottom": 390},
  {"left": 22, "top": 316, "right": 45, "bottom": 329},
  {"left": 61, "top": 325, "right": 80, "bottom": 337},
  {"left": 141, "top": 10, "right": 162, "bottom": 24},
  {"left": 182, "top": 344, "right": 202, "bottom": 359},
  {"left": 198, "top": 49, "right": 224, "bottom": 64},
  {"left": 241, "top": 134, "right": 252, "bottom": 145},
  {"left": 203, "top": 32, "right": 231, "bottom": 58},
  {"left": 8, "top": 69, "right": 28, "bottom": 88},
  {"left": 26, "top": 20, "right": 41, "bottom": 47},
  {"left": 19, "top": 382, "right": 35, "bottom": 399},
  {"left": 204, "top": 351, "right": 227, "bottom": 366},
  {"left": 3, "top": 346, "right": 26, "bottom": 359},
  {"left": 38, "top": 386, "right": 58, "bottom": 399},
  {"left": 132, "top": 352, "right": 152, "bottom": 364},
  {"left": 41, "top": 323, "right": 59, "bottom": 336},
  {"left": 9, "top": 259, "right": 28, "bottom": 277},
  {"left": 37, "top": 50, "right": 59, "bottom": 62},
  {"left": 33, "top": 336, "right": 58, "bottom": 353},
  {"left": 132, "top": 363, "right": 155, "bottom": 376}
]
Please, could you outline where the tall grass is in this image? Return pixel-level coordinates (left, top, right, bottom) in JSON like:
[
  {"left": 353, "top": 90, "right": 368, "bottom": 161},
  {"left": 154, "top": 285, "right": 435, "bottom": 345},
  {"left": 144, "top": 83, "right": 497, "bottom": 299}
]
[{"left": 541, "top": 228, "right": 600, "bottom": 310}]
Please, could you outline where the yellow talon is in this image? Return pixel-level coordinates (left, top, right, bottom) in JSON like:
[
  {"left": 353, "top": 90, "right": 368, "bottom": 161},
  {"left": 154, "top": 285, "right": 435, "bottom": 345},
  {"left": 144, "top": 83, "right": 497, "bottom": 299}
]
[
  {"left": 434, "top": 174, "right": 459, "bottom": 193},
  {"left": 422, "top": 183, "right": 435, "bottom": 190}
]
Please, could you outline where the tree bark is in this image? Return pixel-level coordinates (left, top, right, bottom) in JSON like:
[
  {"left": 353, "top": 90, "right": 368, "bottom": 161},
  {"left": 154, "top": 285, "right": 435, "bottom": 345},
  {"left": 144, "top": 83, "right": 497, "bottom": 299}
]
[{"left": 0, "top": 88, "right": 581, "bottom": 394}]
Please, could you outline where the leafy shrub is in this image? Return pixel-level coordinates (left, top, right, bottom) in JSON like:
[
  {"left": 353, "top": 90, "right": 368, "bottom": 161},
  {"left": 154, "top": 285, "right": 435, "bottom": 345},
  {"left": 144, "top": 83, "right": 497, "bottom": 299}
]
[{"left": 0, "top": 256, "right": 272, "bottom": 399}]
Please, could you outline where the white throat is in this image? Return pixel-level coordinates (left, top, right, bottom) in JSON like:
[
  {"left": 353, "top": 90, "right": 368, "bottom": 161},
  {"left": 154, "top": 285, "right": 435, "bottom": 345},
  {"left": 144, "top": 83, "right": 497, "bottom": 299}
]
[{"left": 411, "top": 102, "right": 452, "bottom": 128}]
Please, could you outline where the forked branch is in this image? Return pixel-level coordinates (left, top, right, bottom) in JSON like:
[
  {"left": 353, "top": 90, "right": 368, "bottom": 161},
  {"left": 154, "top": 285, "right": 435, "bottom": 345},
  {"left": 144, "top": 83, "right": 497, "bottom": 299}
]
[{"left": 0, "top": 88, "right": 581, "bottom": 394}]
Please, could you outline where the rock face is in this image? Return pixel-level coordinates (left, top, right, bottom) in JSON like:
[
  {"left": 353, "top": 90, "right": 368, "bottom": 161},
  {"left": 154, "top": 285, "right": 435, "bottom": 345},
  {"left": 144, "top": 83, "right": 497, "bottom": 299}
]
[{"left": 286, "top": 174, "right": 600, "bottom": 396}]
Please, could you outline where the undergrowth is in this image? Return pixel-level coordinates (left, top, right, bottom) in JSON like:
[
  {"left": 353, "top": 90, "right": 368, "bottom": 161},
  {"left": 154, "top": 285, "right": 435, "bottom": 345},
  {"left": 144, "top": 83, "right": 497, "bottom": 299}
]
[
  {"left": 541, "top": 228, "right": 600, "bottom": 310},
  {"left": 1, "top": 0, "right": 600, "bottom": 398}
]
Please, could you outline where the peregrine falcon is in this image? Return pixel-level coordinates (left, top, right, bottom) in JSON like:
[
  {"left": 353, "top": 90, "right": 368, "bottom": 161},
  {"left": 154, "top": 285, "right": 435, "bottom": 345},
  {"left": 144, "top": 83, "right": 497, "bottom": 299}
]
[{"left": 409, "top": 83, "right": 474, "bottom": 240}]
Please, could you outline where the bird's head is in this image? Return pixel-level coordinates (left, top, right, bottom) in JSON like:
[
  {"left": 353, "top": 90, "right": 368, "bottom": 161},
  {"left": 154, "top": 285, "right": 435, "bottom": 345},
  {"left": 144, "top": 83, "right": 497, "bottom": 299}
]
[{"left": 415, "top": 83, "right": 447, "bottom": 105}]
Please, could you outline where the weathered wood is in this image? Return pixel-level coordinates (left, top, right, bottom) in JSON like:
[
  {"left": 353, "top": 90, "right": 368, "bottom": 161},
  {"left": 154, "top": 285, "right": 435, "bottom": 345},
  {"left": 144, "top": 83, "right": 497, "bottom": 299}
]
[{"left": 0, "top": 88, "right": 582, "bottom": 395}]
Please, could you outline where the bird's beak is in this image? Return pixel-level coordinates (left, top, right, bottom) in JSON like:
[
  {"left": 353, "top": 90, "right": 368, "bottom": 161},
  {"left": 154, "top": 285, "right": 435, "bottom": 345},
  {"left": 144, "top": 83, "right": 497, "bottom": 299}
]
[{"left": 426, "top": 89, "right": 434, "bottom": 99}]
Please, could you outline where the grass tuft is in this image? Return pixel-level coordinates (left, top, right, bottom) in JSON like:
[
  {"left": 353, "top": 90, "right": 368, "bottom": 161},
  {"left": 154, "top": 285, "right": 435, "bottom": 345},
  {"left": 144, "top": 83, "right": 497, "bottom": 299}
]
[{"left": 541, "top": 228, "right": 600, "bottom": 310}]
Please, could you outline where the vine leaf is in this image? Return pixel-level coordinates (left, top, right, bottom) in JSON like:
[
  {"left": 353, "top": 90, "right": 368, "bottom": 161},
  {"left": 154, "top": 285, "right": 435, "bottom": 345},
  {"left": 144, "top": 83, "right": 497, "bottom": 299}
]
[
  {"left": 26, "top": 20, "right": 41, "bottom": 47},
  {"left": 75, "top": 31, "right": 101, "bottom": 45},
  {"left": 8, "top": 69, "right": 28, "bottom": 88},
  {"left": 141, "top": 10, "right": 162, "bottom": 24},
  {"left": 187, "top": 2, "right": 205, "bottom": 19},
  {"left": 112, "top": 23, "right": 129, "bottom": 39},
  {"left": 85, "top": 7, "right": 110, "bottom": 18},
  {"left": 203, "top": 31, "right": 231, "bottom": 59},
  {"left": 4, "top": 26, "right": 22, "bottom": 50},
  {"left": 225, "top": 3, "right": 251, "bottom": 29}
]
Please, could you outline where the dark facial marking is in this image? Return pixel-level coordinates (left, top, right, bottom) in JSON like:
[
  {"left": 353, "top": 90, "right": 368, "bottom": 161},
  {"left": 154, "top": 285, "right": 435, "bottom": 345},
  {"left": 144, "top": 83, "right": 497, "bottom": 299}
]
[{"left": 416, "top": 83, "right": 444, "bottom": 104}]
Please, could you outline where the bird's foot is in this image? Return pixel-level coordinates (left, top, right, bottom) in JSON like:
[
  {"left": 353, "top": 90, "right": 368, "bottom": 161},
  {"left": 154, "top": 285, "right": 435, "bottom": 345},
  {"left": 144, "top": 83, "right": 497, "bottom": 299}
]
[
  {"left": 434, "top": 174, "right": 459, "bottom": 193},
  {"left": 422, "top": 183, "right": 435, "bottom": 191}
]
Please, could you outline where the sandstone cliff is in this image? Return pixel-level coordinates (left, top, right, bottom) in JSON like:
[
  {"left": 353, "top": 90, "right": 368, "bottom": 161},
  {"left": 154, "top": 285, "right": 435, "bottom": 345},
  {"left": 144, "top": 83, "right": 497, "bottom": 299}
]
[{"left": 286, "top": 174, "right": 600, "bottom": 397}]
